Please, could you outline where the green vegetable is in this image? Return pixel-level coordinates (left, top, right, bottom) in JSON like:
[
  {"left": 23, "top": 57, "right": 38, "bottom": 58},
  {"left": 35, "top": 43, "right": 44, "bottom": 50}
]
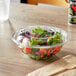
[
  {"left": 30, "top": 27, "right": 62, "bottom": 46},
  {"left": 69, "top": 8, "right": 73, "bottom": 15},
  {"left": 28, "top": 54, "right": 36, "bottom": 59},
  {"left": 55, "top": 32, "right": 61, "bottom": 38},
  {"left": 73, "top": 18, "right": 76, "bottom": 22},
  {"left": 47, "top": 37, "right": 53, "bottom": 45},
  {"left": 47, "top": 32, "right": 62, "bottom": 45},
  {"left": 33, "top": 27, "right": 44, "bottom": 33},
  {"left": 30, "top": 38, "right": 44, "bottom": 46},
  {"left": 32, "top": 27, "right": 47, "bottom": 37},
  {"left": 30, "top": 38, "right": 37, "bottom": 46},
  {"left": 31, "top": 48, "right": 40, "bottom": 52},
  {"left": 37, "top": 39, "right": 44, "bottom": 45},
  {"left": 35, "top": 55, "right": 41, "bottom": 60}
]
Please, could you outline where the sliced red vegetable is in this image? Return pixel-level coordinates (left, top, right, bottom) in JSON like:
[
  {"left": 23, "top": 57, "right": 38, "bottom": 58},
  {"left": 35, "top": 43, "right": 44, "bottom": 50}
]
[
  {"left": 71, "top": 5, "right": 76, "bottom": 11},
  {"left": 40, "top": 48, "right": 47, "bottom": 53},
  {"left": 47, "top": 48, "right": 52, "bottom": 56},
  {"left": 25, "top": 47, "right": 31, "bottom": 53},
  {"left": 53, "top": 46, "right": 61, "bottom": 54},
  {"left": 40, "top": 48, "right": 47, "bottom": 58}
]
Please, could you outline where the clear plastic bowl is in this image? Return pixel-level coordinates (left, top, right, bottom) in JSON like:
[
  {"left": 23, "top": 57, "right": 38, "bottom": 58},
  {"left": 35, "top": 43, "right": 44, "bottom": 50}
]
[{"left": 12, "top": 25, "right": 68, "bottom": 60}]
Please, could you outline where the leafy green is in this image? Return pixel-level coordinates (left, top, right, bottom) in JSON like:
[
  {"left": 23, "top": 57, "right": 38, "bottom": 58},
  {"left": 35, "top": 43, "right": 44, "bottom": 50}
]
[
  {"left": 30, "top": 38, "right": 44, "bottom": 46},
  {"left": 37, "top": 39, "right": 44, "bottom": 45},
  {"left": 47, "top": 32, "right": 62, "bottom": 45},
  {"left": 55, "top": 32, "right": 61, "bottom": 38},
  {"left": 30, "top": 38, "right": 38, "bottom": 46},
  {"left": 33, "top": 27, "right": 44, "bottom": 33},
  {"left": 47, "top": 37, "right": 53, "bottom": 45},
  {"left": 32, "top": 27, "right": 48, "bottom": 37}
]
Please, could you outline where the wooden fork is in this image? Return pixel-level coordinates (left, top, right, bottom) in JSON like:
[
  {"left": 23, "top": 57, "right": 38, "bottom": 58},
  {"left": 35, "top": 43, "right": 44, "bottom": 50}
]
[{"left": 49, "top": 55, "right": 76, "bottom": 76}]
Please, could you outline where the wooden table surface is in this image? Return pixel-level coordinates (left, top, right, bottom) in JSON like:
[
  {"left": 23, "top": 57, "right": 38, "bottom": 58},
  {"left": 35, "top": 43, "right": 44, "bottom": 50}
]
[{"left": 0, "top": 3, "right": 76, "bottom": 76}]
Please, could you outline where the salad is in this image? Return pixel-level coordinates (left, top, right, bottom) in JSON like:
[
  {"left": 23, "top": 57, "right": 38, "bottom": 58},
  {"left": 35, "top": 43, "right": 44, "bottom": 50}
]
[{"left": 17, "top": 27, "right": 63, "bottom": 60}]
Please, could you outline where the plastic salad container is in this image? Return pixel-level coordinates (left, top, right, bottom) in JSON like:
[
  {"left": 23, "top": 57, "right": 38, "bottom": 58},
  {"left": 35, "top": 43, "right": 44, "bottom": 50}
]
[{"left": 12, "top": 25, "right": 68, "bottom": 60}]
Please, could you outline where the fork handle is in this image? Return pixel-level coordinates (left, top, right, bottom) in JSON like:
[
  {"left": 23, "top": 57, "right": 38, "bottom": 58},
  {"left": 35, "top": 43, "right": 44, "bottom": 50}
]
[{"left": 48, "top": 67, "right": 67, "bottom": 76}]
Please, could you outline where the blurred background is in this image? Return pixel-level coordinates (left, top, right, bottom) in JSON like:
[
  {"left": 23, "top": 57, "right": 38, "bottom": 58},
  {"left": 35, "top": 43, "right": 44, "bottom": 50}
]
[{"left": 12, "top": 0, "right": 68, "bottom": 7}]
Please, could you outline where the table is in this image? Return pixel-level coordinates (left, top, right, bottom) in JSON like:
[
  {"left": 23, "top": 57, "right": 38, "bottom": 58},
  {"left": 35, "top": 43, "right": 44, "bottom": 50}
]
[{"left": 0, "top": 3, "right": 76, "bottom": 76}]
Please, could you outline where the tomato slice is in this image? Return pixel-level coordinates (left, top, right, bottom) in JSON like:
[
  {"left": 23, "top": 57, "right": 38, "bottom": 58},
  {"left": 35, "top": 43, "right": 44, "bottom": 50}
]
[
  {"left": 40, "top": 48, "right": 47, "bottom": 53},
  {"left": 25, "top": 47, "right": 31, "bottom": 53},
  {"left": 40, "top": 48, "right": 47, "bottom": 58},
  {"left": 47, "top": 48, "right": 52, "bottom": 56},
  {"left": 53, "top": 46, "right": 60, "bottom": 54}
]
